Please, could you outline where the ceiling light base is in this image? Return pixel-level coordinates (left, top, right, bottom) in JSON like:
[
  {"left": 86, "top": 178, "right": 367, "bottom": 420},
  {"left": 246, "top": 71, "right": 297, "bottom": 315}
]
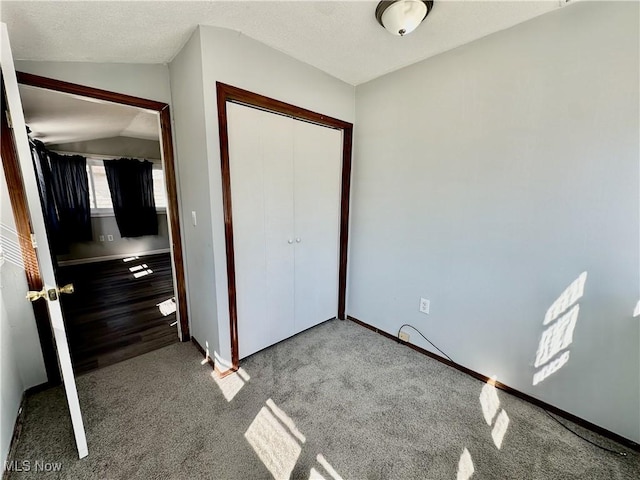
[{"left": 375, "top": 0, "right": 434, "bottom": 37}]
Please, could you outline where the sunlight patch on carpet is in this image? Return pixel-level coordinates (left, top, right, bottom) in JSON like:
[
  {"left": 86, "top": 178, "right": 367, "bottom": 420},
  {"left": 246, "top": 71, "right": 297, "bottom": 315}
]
[
  {"left": 245, "top": 405, "right": 302, "bottom": 479},
  {"left": 316, "top": 454, "right": 343, "bottom": 480},
  {"left": 212, "top": 367, "right": 250, "bottom": 402},
  {"left": 479, "top": 378, "right": 500, "bottom": 426},
  {"left": 457, "top": 448, "right": 474, "bottom": 480},
  {"left": 310, "top": 468, "right": 326, "bottom": 480},
  {"left": 491, "top": 409, "right": 510, "bottom": 449},
  {"left": 266, "top": 398, "right": 306, "bottom": 443}
]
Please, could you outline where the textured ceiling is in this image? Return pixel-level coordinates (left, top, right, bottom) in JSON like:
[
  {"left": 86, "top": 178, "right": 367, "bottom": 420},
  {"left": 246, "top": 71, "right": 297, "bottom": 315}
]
[
  {"left": 1, "top": 1, "right": 562, "bottom": 85},
  {"left": 20, "top": 85, "right": 159, "bottom": 145}
]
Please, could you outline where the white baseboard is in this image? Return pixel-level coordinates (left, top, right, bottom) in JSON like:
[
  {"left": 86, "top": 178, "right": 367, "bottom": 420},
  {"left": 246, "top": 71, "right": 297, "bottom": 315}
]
[{"left": 57, "top": 248, "right": 171, "bottom": 267}]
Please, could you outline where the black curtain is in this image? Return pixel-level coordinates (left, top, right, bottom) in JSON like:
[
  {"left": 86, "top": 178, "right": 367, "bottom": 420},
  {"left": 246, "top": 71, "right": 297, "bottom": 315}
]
[
  {"left": 48, "top": 151, "right": 93, "bottom": 243},
  {"left": 29, "top": 138, "right": 67, "bottom": 254},
  {"left": 104, "top": 159, "right": 158, "bottom": 237}
]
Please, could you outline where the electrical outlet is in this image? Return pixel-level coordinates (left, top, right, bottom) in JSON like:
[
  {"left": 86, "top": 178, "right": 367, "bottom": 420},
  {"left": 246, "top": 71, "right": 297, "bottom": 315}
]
[
  {"left": 107, "top": 235, "right": 114, "bottom": 241},
  {"left": 419, "top": 297, "right": 430, "bottom": 314},
  {"left": 99, "top": 235, "right": 105, "bottom": 242},
  {"left": 399, "top": 331, "right": 410, "bottom": 342}
]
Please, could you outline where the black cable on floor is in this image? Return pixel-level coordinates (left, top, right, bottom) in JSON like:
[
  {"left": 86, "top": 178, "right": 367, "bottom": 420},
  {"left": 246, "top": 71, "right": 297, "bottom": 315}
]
[
  {"left": 395, "top": 323, "right": 629, "bottom": 457},
  {"left": 543, "top": 410, "right": 627, "bottom": 456},
  {"left": 397, "top": 323, "right": 454, "bottom": 362}
]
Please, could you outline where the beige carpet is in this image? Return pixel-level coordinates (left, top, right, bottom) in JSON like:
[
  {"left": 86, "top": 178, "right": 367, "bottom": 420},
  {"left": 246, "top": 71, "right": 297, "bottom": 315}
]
[{"left": 5, "top": 319, "right": 639, "bottom": 479}]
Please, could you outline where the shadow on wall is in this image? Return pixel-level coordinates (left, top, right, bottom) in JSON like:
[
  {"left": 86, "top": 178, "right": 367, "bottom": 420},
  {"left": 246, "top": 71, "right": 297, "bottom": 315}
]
[{"left": 532, "top": 272, "right": 587, "bottom": 386}]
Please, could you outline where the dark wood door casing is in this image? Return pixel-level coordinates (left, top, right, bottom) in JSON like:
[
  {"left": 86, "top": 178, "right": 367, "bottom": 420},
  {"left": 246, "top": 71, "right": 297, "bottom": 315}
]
[
  {"left": 216, "top": 82, "right": 354, "bottom": 371},
  {"left": 13, "top": 72, "right": 191, "bottom": 343}
]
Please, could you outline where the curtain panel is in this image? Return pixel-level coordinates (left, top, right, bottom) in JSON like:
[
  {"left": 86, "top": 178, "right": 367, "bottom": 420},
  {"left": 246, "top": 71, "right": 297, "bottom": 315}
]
[
  {"left": 29, "top": 139, "right": 67, "bottom": 254},
  {"left": 104, "top": 159, "right": 158, "bottom": 238},
  {"left": 48, "top": 151, "right": 93, "bottom": 243}
]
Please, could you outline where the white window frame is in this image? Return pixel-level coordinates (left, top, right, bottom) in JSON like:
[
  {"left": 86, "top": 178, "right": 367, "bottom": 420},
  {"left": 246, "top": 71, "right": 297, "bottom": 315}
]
[{"left": 86, "top": 158, "right": 112, "bottom": 217}]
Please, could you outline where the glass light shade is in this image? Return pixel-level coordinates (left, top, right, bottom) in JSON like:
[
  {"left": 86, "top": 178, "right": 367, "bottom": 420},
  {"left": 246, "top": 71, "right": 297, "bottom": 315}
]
[{"left": 381, "top": 0, "right": 428, "bottom": 36}]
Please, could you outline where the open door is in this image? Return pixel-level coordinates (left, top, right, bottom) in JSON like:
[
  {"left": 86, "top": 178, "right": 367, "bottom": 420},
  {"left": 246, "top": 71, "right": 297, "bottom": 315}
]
[{"left": 1, "top": 23, "right": 88, "bottom": 459}]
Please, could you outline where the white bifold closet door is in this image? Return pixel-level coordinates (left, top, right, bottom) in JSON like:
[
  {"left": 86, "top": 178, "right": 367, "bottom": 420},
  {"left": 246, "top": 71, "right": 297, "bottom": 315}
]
[
  {"left": 292, "top": 119, "right": 342, "bottom": 332},
  {"left": 227, "top": 102, "right": 341, "bottom": 359}
]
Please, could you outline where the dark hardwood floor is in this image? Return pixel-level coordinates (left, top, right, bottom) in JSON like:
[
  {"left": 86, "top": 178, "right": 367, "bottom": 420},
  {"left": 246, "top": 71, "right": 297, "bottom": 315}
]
[{"left": 56, "top": 253, "right": 178, "bottom": 375}]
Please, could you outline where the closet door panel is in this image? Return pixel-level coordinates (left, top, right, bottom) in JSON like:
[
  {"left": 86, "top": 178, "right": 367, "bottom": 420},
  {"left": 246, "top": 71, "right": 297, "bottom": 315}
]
[
  {"left": 228, "top": 103, "right": 268, "bottom": 359},
  {"left": 228, "top": 103, "right": 295, "bottom": 359},
  {"left": 293, "top": 120, "right": 342, "bottom": 331},
  {"left": 262, "top": 112, "right": 295, "bottom": 354}
]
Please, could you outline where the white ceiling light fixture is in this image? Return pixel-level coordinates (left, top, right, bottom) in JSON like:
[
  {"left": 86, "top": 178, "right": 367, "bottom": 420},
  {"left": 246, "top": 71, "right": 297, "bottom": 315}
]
[{"left": 376, "top": 0, "right": 434, "bottom": 37}]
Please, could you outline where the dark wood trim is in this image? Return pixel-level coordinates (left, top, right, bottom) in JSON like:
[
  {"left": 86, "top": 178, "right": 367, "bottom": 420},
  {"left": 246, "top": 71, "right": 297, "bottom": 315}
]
[
  {"left": 191, "top": 336, "right": 236, "bottom": 378},
  {"left": 1, "top": 83, "right": 61, "bottom": 385},
  {"left": 216, "top": 82, "right": 354, "bottom": 370},
  {"left": 215, "top": 86, "right": 239, "bottom": 370},
  {"left": 15, "top": 72, "right": 190, "bottom": 341},
  {"left": 216, "top": 82, "right": 353, "bottom": 130},
  {"left": 5, "top": 393, "right": 27, "bottom": 468},
  {"left": 347, "top": 315, "right": 640, "bottom": 452},
  {"left": 159, "top": 106, "right": 189, "bottom": 341},
  {"left": 16, "top": 72, "right": 166, "bottom": 111},
  {"left": 337, "top": 126, "right": 353, "bottom": 320},
  {"left": 25, "top": 382, "right": 52, "bottom": 396},
  {"left": 212, "top": 364, "right": 236, "bottom": 379}
]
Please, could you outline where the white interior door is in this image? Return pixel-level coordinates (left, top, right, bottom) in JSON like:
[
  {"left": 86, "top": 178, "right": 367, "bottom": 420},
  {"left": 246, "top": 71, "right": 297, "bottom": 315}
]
[
  {"left": 293, "top": 120, "right": 342, "bottom": 331},
  {"left": 228, "top": 103, "right": 295, "bottom": 359},
  {"left": 1, "top": 23, "right": 88, "bottom": 458}
]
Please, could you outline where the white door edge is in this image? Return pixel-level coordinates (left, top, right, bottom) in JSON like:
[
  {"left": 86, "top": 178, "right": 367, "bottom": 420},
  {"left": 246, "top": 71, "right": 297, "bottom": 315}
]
[{"left": 1, "top": 22, "right": 88, "bottom": 459}]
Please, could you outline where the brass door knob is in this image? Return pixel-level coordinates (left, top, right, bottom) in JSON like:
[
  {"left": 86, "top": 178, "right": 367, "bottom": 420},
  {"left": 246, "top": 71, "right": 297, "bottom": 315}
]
[
  {"left": 58, "top": 284, "right": 74, "bottom": 295},
  {"left": 26, "top": 289, "right": 47, "bottom": 302},
  {"left": 26, "top": 284, "right": 74, "bottom": 302}
]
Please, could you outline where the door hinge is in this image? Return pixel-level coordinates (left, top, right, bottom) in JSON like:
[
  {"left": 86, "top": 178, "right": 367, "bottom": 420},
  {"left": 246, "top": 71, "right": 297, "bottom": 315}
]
[
  {"left": 30, "top": 234, "right": 37, "bottom": 249},
  {"left": 4, "top": 109, "right": 12, "bottom": 129}
]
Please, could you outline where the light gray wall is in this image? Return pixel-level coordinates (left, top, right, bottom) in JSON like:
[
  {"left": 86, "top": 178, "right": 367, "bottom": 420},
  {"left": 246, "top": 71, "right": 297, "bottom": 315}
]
[
  {"left": 350, "top": 1, "right": 639, "bottom": 442},
  {"left": 197, "top": 25, "right": 355, "bottom": 364},
  {"left": 49, "top": 137, "right": 162, "bottom": 160},
  {"left": 15, "top": 61, "right": 171, "bottom": 104},
  {"left": 56, "top": 213, "right": 170, "bottom": 264},
  {"left": 1, "top": 165, "right": 48, "bottom": 465},
  {"left": 169, "top": 28, "right": 213, "bottom": 354}
]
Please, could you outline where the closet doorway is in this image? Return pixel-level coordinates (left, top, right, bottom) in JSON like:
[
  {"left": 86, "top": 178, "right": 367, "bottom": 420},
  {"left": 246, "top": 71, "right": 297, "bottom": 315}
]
[
  {"left": 216, "top": 83, "right": 353, "bottom": 370},
  {"left": 17, "top": 73, "right": 189, "bottom": 376}
]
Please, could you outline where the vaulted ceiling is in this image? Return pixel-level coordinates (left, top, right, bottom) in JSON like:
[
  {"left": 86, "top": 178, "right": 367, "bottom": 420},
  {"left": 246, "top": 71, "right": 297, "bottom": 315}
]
[
  {"left": 2, "top": 1, "right": 562, "bottom": 86},
  {"left": 20, "top": 85, "right": 159, "bottom": 145}
]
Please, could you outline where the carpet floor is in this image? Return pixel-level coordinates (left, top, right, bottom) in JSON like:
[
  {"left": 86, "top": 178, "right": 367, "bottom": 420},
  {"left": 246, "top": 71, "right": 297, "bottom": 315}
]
[{"left": 6, "top": 319, "right": 639, "bottom": 479}]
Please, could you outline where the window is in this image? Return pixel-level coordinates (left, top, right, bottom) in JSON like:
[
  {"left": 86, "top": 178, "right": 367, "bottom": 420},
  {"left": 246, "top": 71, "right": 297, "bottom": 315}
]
[
  {"left": 152, "top": 168, "right": 167, "bottom": 208},
  {"left": 87, "top": 161, "right": 112, "bottom": 210},
  {"left": 86, "top": 158, "right": 167, "bottom": 215}
]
